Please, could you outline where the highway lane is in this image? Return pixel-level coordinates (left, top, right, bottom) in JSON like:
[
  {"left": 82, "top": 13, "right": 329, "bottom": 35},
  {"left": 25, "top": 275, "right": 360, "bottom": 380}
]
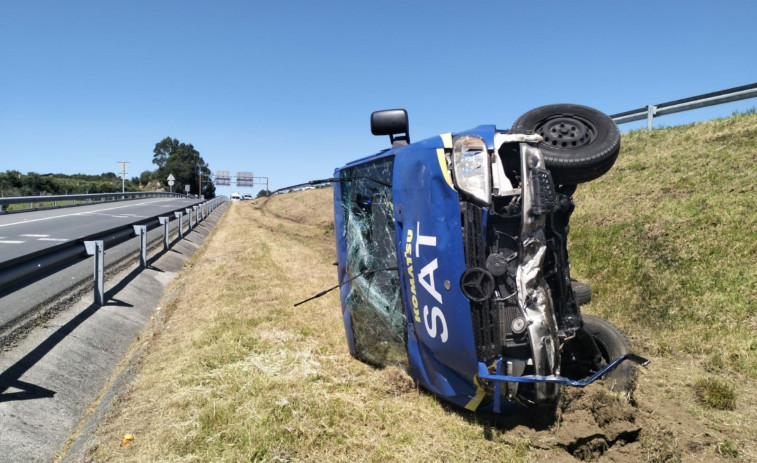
[{"left": 0, "top": 197, "right": 201, "bottom": 265}]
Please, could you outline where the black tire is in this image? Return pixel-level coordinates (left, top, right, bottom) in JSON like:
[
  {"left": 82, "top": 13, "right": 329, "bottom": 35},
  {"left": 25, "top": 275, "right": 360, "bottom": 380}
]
[
  {"left": 571, "top": 279, "right": 592, "bottom": 305},
  {"left": 562, "top": 315, "right": 636, "bottom": 392},
  {"left": 511, "top": 104, "right": 620, "bottom": 184}
]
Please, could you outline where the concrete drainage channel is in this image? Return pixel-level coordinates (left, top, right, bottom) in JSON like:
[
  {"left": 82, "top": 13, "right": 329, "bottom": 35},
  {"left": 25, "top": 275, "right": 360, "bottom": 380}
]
[{"left": 0, "top": 202, "right": 228, "bottom": 462}]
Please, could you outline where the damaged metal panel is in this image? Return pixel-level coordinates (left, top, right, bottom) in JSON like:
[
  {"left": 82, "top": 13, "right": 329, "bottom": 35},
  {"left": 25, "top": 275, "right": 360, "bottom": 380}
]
[{"left": 517, "top": 142, "right": 561, "bottom": 403}]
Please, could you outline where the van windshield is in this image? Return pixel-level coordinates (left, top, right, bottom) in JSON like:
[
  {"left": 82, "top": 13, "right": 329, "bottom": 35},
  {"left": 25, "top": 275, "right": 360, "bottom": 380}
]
[{"left": 340, "top": 156, "right": 408, "bottom": 368}]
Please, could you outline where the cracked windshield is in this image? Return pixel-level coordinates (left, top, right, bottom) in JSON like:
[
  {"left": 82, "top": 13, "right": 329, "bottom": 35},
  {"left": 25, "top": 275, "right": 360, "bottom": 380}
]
[{"left": 340, "top": 156, "right": 408, "bottom": 368}]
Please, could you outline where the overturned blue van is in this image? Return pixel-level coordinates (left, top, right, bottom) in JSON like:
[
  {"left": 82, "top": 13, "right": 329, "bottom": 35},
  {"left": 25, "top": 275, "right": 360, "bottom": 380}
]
[{"left": 333, "top": 105, "right": 647, "bottom": 413}]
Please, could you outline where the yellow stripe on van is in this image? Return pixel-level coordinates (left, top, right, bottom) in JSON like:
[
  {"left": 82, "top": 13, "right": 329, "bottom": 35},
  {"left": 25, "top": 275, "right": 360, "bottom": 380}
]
[
  {"left": 436, "top": 148, "right": 454, "bottom": 189},
  {"left": 464, "top": 376, "right": 487, "bottom": 411},
  {"left": 440, "top": 132, "right": 453, "bottom": 149}
]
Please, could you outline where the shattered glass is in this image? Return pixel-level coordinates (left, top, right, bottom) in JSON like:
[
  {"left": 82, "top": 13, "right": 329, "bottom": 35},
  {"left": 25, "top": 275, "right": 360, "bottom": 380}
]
[{"left": 340, "top": 156, "right": 408, "bottom": 368}]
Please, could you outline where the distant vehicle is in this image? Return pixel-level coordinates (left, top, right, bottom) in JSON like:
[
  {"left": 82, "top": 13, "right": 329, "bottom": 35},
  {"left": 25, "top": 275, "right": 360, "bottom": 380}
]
[
  {"left": 332, "top": 105, "right": 648, "bottom": 414},
  {"left": 230, "top": 192, "right": 241, "bottom": 201},
  {"left": 243, "top": 194, "right": 253, "bottom": 200}
]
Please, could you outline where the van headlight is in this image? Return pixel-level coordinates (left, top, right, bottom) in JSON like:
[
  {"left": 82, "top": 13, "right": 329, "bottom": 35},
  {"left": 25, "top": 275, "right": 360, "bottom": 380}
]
[{"left": 452, "top": 135, "right": 491, "bottom": 205}]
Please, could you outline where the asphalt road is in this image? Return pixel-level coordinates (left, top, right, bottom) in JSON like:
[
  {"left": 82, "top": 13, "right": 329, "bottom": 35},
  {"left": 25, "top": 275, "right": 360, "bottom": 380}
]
[
  {"left": 0, "top": 201, "right": 228, "bottom": 462},
  {"left": 0, "top": 197, "right": 201, "bottom": 264},
  {"left": 0, "top": 197, "right": 203, "bottom": 330}
]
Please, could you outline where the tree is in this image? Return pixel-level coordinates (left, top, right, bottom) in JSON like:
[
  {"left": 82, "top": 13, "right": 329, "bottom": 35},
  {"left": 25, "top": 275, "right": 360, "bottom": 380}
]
[
  {"left": 256, "top": 189, "right": 271, "bottom": 198},
  {"left": 152, "top": 137, "right": 215, "bottom": 198},
  {"left": 139, "top": 170, "right": 154, "bottom": 186}
]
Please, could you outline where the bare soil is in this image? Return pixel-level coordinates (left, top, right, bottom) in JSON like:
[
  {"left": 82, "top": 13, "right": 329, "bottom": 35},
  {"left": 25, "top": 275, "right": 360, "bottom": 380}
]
[{"left": 475, "top": 352, "right": 754, "bottom": 462}]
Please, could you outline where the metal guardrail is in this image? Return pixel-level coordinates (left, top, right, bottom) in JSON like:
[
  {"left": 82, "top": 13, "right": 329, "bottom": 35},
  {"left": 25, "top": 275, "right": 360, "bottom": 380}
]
[
  {"left": 0, "top": 191, "right": 187, "bottom": 213},
  {"left": 610, "top": 82, "right": 757, "bottom": 129},
  {"left": 0, "top": 196, "right": 227, "bottom": 305}
]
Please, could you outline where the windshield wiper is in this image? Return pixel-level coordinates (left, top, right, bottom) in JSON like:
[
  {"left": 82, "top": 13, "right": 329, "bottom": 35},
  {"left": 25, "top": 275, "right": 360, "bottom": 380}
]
[{"left": 293, "top": 266, "right": 399, "bottom": 307}]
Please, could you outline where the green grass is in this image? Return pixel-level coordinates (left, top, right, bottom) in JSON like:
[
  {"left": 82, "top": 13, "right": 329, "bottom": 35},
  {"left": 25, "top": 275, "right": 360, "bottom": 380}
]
[
  {"left": 692, "top": 377, "right": 737, "bottom": 410},
  {"left": 570, "top": 112, "right": 757, "bottom": 378}
]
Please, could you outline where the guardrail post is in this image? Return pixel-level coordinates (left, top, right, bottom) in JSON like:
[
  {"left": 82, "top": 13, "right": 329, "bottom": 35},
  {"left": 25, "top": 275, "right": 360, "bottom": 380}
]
[
  {"left": 647, "top": 105, "right": 657, "bottom": 130},
  {"left": 185, "top": 208, "right": 193, "bottom": 231},
  {"left": 193, "top": 206, "right": 199, "bottom": 226},
  {"left": 159, "top": 216, "right": 170, "bottom": 250},
  {"left": 133, "top": 225, "right": 148, "bottom": 268},
  {"left": 84, "top": 240, "right": 105, "bottom": 305},
  {"left": 175, "top": 211, "right": 184, "bottom": 239}
]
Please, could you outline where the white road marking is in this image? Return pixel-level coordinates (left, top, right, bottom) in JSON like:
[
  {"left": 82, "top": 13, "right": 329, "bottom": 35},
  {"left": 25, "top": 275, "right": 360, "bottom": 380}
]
[
  {"left": 20, "top": 234, "right": 50, "bottom": 237},
  {"left": 38, "top": 238, "right": 69, "bottom": 242},
  {"left": 0, "top": 240, "right": 25, "bottom": 244}
]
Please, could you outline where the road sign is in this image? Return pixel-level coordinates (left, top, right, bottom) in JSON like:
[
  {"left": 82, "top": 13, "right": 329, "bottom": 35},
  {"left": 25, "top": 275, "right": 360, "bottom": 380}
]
[
  {"left": 117, "top": 162, "right": 130, "bottom": 193},
  {"left": 237, "top": 171, "right": 254, "bottom": 187},
  {"left": 185, "top": 184, "right": 190, "bottom": 193},
  {"left": 167, "top": 173, "right": 175, "bottom": 181},
  {"left": 215, "top": 171, "right": 231, "bottom": 186},
  {"left": 168, "top": 180, "right": 175, "bottom": 186}
]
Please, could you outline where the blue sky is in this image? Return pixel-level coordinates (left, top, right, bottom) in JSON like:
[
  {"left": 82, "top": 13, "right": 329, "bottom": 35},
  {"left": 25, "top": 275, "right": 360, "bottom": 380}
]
[{"left": 1, "top": 0, "right": 756, "bottom": 197}]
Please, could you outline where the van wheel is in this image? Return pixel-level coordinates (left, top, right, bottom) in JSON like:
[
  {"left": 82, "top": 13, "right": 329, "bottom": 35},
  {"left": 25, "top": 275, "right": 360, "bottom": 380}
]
[
  {"left": 571, "top": 280, "right": 592, "bottom": 305},
  {"left": 511, "top": 104, "right": 620, "bottom": 184},
  {"left": 561, "top": 315, "right": 636, "bottom": 392}
]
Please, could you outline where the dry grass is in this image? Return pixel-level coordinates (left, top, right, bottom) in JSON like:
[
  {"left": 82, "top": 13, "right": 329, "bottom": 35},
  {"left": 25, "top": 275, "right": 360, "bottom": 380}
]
[{"left": 86, "top": 188, "right": 532, "bottom": 462}]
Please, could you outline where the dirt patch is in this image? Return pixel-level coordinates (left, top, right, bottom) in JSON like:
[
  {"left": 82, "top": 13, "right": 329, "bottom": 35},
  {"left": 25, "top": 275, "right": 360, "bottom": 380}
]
[
  {"left": 511, "top": 377, "right": 736, "bottom": 462},
  {"left": 380, "top": 366, "right": 416, "bottom": 395},
  {"left": 549, "top": 385, "right": 641, "bottom": 461}
]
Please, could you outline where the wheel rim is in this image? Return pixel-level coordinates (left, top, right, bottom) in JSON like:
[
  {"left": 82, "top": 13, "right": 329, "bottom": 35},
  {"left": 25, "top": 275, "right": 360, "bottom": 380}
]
[
  {"left": 535, "top": 115, "right": 597, "bottom": 149},
  {"left": 592, "top": 335, "right": 612, "bottom": 364}
]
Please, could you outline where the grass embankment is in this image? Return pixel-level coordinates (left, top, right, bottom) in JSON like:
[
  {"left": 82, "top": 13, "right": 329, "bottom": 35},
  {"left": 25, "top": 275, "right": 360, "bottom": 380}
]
[
  {"left": 84, "top": 113, "right": 756, "bottom": 461},
  {"left": 570, "top": 112, "right": 756, "bottom": 375},
  {"left": 569, "top": 112, "right": 757, "bottom": 457}
]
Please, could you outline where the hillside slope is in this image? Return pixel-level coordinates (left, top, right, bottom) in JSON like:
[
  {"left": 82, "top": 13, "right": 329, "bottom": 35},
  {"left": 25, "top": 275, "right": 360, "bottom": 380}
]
[
  {"left": 81, "top": 114, "right": 756, "bottom": 462},
  {"left": 571, "top": 112, "right": 756, "bottom": 377}
]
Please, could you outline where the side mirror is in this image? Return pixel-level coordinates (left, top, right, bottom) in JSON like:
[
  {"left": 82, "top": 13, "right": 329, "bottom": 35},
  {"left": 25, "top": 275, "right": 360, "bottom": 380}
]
[{"left": 371, "top": 109, "right": 410, "bottom": 147}]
